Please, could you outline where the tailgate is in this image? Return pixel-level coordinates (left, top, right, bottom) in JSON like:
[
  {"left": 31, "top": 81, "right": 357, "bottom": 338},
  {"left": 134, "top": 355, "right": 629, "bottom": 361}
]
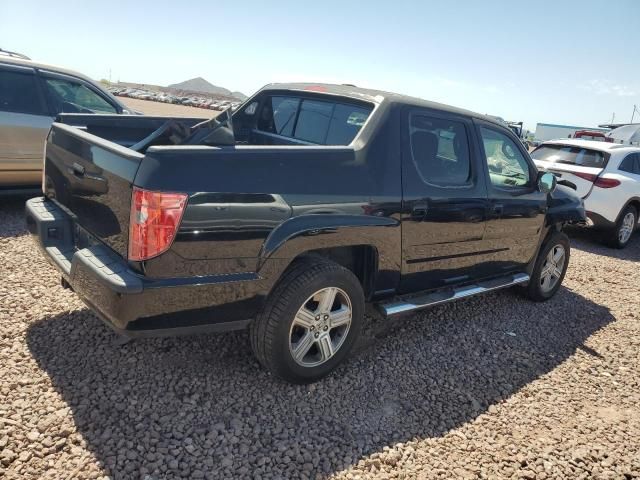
[
  {"left": 43, "top": 122, "right": 144, "bottom": 257},
  {"left": 534, "top": 159, "right": 602, "bottom": 198}
]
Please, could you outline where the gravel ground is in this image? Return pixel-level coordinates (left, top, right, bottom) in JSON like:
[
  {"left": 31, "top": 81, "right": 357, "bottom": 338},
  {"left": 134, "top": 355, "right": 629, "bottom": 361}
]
[{"left": 1, "top": 194, "right": 639, "bottom": 479}]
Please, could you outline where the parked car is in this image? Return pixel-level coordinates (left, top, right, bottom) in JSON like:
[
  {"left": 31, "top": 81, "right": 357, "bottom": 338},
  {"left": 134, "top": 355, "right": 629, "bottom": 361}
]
[
  {"left": 531, "top": 139, "right": 640, "bottom": 248},
  {"left": 573, "top": 130, "right": 612, "bottom": 142},
  {"left": 0, "top": 54, "right": 139, "bottom": 188},
  {"left": 26, "top": 83, "right": 585, "bottom": 383}
]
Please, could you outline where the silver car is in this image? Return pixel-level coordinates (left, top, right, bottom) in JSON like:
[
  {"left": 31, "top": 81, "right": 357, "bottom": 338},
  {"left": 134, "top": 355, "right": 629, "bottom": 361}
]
[{"left": 0, "top": 50, "right": 134, "bottom": 187}]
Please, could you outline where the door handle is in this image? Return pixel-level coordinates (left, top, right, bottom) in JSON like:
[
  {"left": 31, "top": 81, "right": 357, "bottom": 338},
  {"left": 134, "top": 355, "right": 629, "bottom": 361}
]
[
  {"left": 71, "top": 162, "right": 85, "bottom": 177},
  {"left": 412, "top": 202, "right": 429, "bottom": 218},
  {"left": 492, "top": 203, "right": 504, "bottom": 216}
]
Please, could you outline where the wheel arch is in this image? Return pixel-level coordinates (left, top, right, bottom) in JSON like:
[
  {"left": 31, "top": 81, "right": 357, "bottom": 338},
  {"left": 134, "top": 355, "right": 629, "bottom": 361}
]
[
  {"left": 619, "top": 197, "right": 640, "bottom": 224},
  {"left": 258, "top": 214, "right": 398, "bottom": 300}
]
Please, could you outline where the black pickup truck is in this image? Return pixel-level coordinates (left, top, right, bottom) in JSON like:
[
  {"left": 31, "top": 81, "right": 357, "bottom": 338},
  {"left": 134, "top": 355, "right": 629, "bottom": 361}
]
[{"left": 26, "top": 83, "right": 585, "bottom": 383}]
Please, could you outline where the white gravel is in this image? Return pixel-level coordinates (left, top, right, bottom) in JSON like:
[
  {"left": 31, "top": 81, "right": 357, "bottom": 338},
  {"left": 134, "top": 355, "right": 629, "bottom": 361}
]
[{"left": 1, "top": 194, "right": 639, "bottom": 479}]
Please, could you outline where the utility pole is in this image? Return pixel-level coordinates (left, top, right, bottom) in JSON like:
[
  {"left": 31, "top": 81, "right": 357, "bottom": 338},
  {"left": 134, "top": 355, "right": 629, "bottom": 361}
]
[
  {"left": 632, "top": 105, "right": 638, "bottom": 124},
  {"left": 611, "top": 112, "right": 616, "bottom": 124}
]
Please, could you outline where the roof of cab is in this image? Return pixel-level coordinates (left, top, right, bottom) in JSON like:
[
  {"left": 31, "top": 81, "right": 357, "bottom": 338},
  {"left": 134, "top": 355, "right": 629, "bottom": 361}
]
[
  {"left": 0, "top": 55, "right": 105, "bottom": 87},
  {"left": 261, "top": 82, "right": 505, "bottom": 127}
]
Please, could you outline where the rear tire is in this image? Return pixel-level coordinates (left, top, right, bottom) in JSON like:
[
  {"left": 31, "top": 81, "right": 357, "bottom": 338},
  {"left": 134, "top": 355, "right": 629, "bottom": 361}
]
[
  {"left": 250, "top": 258, "right": 364, "bottom": 384},
  {"left": 605, "top": 206, "right": 636, "bottom": 249},
  {"left": 524, "top": 231, "right": 570, "bottom": 302}
]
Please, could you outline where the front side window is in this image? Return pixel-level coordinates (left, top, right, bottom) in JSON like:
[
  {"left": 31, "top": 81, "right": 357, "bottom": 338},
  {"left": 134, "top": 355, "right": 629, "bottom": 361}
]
[
  {"left": 0, "top": 69, "right": 44, "bottom": 115},
  {"left": 480, "top": 127, "right": 531, "bottom": 188},
  {"left": 256, "top": 95, "right": 372, "bottom": 145},
  {"left": 410, "top": 115, "right": 471, "bottom": 186},
  {"left": 43, "top": 77, "right": 117, "bottom": 114}
]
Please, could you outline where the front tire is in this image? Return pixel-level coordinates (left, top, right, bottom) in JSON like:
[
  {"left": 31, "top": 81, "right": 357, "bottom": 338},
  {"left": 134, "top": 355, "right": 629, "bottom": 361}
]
[
  {"left": 605, "top": 206, "right": 636, "bottom": 249},
  {"left": 250, "top": 258, "right": 364, "bottom": 384},
  {"left": 525, "top": 231, "right": 570, "bottom": 302}
]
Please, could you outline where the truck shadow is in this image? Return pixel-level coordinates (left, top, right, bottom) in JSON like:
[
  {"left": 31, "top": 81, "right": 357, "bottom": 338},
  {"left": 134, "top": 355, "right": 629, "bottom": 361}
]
[
  {"left": 566, "top": 226, "right": 640, "bottom": 261},
  {"left": 26, "top": 286, "right": 614, "bottom": 479}
]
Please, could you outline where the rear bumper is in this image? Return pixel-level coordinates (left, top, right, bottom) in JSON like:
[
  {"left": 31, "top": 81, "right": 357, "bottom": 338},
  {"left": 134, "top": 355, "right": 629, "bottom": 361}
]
[{"left": 25, "top": 197, "right": 271, "bottom": 337}]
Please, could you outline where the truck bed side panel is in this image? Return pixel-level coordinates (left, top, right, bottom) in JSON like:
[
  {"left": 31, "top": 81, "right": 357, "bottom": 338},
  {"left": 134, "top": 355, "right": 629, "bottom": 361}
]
[{"left": 43, "top": 123, "right": 145, "bottom": 256}]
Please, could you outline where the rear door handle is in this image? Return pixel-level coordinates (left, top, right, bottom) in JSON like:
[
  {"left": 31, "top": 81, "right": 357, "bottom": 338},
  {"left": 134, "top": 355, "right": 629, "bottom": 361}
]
[{"left": 412, "top": 202, "right": 429, "bottom": 218}]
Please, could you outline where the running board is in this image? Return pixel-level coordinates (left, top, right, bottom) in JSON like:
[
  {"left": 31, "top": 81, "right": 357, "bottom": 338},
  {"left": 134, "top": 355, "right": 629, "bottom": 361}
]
[{"left": 379, "top": 273, "right": 530, "bottom": 317}]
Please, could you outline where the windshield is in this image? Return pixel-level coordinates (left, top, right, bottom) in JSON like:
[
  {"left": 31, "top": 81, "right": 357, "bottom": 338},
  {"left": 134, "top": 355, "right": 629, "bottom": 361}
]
[{"left": 531, "top": 144, "right": 608, "bottom": 168}]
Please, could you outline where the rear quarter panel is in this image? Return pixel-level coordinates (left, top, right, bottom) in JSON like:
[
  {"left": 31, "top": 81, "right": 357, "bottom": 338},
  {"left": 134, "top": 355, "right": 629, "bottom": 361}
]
[{"left": 138, "top": 105, "right": 403, "bottom": 293}]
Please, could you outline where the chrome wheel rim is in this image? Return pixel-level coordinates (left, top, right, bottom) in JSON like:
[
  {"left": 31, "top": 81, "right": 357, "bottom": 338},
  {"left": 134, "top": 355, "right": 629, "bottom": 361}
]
[
  {"left": 289, "top": 287, "right": 352, "bottom": 367},
  {"left": 618, "top": 212, "right": 635, "bottom": 244},
  {"left": 540, "top": 245, "right": 566, "bottom": 293}
]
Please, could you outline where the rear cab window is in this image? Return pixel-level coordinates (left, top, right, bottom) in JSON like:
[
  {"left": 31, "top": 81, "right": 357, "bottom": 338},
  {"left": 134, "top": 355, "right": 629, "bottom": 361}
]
[
  {"left": 256, "top": 94, "right": 372, "bottom": 146},
  {"left": 531, "top": 144, "right": 609, "bottom": 168}
]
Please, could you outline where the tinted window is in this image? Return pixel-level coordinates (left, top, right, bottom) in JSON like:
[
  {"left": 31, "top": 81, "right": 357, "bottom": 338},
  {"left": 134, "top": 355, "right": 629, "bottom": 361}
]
[
  {"left": 619, "top": 154, "right": 636, "bottom": 173},
  {"left": 294, "top": 100, "right": 333, "bottom": 143},
  {"left": 325, "top": 104, "right": 370, "bottom": 145},
  {"left": 257, "top": 95, "right": 372, "bottom": 145},
  {"left": 257, "top": 96, "right": 299, "bottom": 136},
  {"left": 43, "top": 77, "right": 117, "bottom": 114},
  {"left": 619, "top": 153, "right": 640, "bottom": 174},
  {"left": 0, "top": 69, "right": 45, "bottom": 115},
  {"left": 410, "top": 115, "right": 471, "bottom": 186},
  {"left": 480, "top": 127, "right": 531, "bottom": 188},
  {"left": 531, "top": 144, "right": 608, "bottom": 168}
]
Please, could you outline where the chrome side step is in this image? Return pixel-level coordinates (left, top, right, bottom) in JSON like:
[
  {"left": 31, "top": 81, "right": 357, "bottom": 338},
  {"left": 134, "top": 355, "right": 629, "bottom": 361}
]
[{"left": 379, "top": 273, "right": 530, "bottom": 317}]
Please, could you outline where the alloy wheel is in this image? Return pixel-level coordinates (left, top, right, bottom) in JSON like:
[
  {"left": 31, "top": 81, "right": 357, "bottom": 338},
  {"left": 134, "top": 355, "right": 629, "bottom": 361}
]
[
  {"left": 540, "top": 245, "right": 566, "bottom": 293},
  {"left": 288, "top": 287, "right": 352, "bottom": 367},
  {"left": 618, "top": 212, "right": 635, "bottom": 244}
]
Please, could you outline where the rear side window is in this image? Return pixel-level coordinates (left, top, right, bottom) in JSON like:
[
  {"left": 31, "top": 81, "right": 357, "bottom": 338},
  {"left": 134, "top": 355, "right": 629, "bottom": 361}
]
[
  {"left": 531, "top": 144, "right": 608, "bottom": 168},
  {"left": 0, "top": 69, "right": 45, "bottom": 115},
  {"left": 43, "top": 77, "right": 117, "bottom": 114},
  {"left": 256, "top": 95, "right": 372, "bottom": 145},
  {"left": 619, "top": 153, "right": 640, "bottom": 174},
  {"left": 410, "top": 115, "right": 471, "bottom": 186}
]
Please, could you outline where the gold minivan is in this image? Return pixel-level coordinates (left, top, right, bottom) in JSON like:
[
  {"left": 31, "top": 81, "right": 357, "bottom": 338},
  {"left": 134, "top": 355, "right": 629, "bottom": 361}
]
[{"left": 0, "top": 50, "right": 135, "bottom": 188}]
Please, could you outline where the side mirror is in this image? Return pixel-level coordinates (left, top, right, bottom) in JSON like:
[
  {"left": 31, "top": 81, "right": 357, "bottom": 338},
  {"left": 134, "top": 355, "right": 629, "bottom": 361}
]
[{"left": 538, "top": 172, "right": 557, "bottom": 194}]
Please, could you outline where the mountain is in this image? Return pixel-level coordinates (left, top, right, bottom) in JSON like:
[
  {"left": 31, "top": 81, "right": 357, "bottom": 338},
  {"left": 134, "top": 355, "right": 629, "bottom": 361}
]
[
  {"left": 231, "top": 91, "right": 248, "bottom": 101},
  {"left": 168, "top": 77, "right": 246, "bottom": 100}
]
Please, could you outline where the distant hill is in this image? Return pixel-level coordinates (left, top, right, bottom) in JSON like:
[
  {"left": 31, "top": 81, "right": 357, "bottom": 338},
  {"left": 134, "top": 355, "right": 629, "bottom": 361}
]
[
  {"left": 168, "top": 77, "right": 246, "bottom": 101},
  {"left": 231, "top": 91, "right": 248, "bottom": 101}
]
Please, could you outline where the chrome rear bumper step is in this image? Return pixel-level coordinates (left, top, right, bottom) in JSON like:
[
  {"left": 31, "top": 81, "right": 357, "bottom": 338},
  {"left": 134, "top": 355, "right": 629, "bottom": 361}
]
[{"left": 379, "top": 273, "right": 530, "bottom": 317}]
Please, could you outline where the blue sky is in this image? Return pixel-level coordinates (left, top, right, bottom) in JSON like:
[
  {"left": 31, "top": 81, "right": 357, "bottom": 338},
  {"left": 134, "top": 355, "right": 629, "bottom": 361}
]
[{"left": 2, "top": 0, "right": 638, "bottom": 130}]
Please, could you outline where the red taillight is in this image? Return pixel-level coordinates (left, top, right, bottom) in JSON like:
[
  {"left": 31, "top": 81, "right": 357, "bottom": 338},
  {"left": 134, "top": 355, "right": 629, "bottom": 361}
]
[
  {"left": 594, "top": 177, "right": 620, "bottom": 188},
  {"left": 572, "top": 172, "right": 620, "bottom": 188},
  {"left": 573, "top": 172, "right": 598, "bottom": 183},
  {"left": 128, "top": 187, "right": 188, "bottom": 261}
]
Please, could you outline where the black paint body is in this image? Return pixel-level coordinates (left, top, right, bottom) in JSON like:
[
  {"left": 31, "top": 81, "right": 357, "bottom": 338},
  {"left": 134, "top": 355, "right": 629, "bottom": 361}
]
[{"left": 27, "top": 83, "right": 585, "bottom": 337}]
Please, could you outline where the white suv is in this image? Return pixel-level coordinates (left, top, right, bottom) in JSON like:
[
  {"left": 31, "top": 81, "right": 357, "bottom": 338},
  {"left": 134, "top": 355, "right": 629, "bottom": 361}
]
[{"left": 531, "top": 139, "right": 640, "bottom": 248}]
